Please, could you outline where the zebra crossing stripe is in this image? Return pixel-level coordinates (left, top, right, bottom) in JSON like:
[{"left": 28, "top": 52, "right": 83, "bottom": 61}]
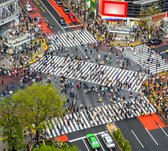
[
  {"left": 117, "top": 45, "right": 168, "bottom": 75},
  {"left": 43, "top": 97, "right": 156, "bottom": 138},
  {"left": 30, "top": 56, "right": 147, "bottom": 92},
  {"left": 48, "top": 29, "right": 97, "bottom": 52}
]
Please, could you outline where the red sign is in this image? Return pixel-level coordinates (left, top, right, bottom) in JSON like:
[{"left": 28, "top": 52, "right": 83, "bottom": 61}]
[
  {"left": 152, "top": 13, "right": 166, "bottom": 21},
  {"left": 101, "top": 0, "right": 128, "bottom": 17}
]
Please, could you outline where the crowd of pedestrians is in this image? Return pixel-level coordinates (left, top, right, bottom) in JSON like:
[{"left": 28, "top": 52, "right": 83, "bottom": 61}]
[
  {"left": 144, "top": 73, "right": 168, "bottom": 121},
  {"left": 0, "top": 8, "right": 49, "bottom": 96}
]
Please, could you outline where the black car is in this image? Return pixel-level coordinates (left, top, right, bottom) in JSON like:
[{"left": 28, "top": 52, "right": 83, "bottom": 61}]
[
  {"left": 55, "top": 0, "right": 63, "bottom": 7},
  {"left": 148, "top": 39, "right": 162, "bottom": 46},
  {"left": 63, "top": 6, "right": 70, "bottom": 14},
  {"left": 59, "top": 17, "right": 66, "bottom": 25}
]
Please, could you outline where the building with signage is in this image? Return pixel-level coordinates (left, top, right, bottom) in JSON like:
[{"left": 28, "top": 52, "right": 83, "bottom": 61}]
[
  {"left": 96, "top": 0, "right": 168, "bottom": 27},
  {"left": 0, "top": 0, "right": 19, "bottom": 27}
]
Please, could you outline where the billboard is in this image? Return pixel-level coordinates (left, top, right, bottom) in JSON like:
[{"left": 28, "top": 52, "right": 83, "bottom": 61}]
[{"left": 99, "top": 0, "right": 128, "bottom": 18}]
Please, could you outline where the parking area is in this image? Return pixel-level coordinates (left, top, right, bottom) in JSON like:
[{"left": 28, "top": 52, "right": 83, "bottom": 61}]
[{"left": 69, "top": 131, "right": 119, "bottom": 151}]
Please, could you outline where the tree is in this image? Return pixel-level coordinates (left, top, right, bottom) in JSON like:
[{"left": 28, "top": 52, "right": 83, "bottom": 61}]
[
  {"left": 12, "top": 83, "right": 65, "bottom": 144},
  {"left": 124, "top": 144, "right": 131, "bottom": 151},
  {"left": 0, "top": 97, "right": 25, "bottom": 151},
  {"left": 33, "top": 144, "right": 79, "bottom": 151},
  {"left": 138, "top": 5, "right": 162, "bottom": 38},
  {"left": 124, "top": 140, "right": 131, "bottom": 151}
]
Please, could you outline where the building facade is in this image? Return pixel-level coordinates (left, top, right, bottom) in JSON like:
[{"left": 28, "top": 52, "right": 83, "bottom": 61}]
[
  {"left": 98, "top": 0, "right": 168, "bottom": 27},
  {"left": 0, "top": 0, "right": 19, "bottom": 26}
]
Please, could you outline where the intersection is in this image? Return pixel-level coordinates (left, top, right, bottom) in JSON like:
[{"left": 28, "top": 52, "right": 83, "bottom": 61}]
[{"left": 0, "top": 0, "right": 168, "bottom": 151}]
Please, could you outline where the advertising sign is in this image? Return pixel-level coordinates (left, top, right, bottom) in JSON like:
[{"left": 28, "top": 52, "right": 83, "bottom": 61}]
[{"left": 100, "top": 0, "right": 128, "bottom": 18}]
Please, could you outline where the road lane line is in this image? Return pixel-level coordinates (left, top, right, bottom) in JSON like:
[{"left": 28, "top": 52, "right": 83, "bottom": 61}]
[
  {"left": 69, "top": 136, "right": 86, "bottom": 142},
  {"left": 69, "top": 131, "right": 107, "bottom": 142},
  {"left": 131, "top": 130, "right": 144, "bottom": 148},
  {"left": 64, "top": 24, "right": 83, "bottom": 28},
  {"left": 47, "top": 0, "right": 70, "bottom": 27},
  {"left": 158, "top": 125, "right": 168, "bottom": 138},
  {"left": 82, "top": 139, "right": 91, "bottom": 151},
  {"left": 39, "top": 0, "right": 64, "bottom": 31},
  {"left": 95, "top": 135, "right": 106, "bottom": 151},
  {"left": 145, "top": 128, "right": 158, "bottom": 145}
]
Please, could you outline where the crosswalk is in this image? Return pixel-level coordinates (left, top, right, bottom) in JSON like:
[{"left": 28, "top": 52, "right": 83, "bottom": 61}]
[
  {"left": 48, "top": 29, "right": 97, "bottom": 51},
  {"left": 116, "top": 44, "right": 168, "bottom": 75},
  {"left": 44, "top": 96, "right": 156, "bottom": 139},
  {"left": 30, "top": 55, "right": 147, "bottom": 92}
]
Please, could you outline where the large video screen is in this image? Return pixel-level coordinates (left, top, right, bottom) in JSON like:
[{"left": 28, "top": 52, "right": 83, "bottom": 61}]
[{"left": 101, "top": 0, "right": 128, "bottom": 17}]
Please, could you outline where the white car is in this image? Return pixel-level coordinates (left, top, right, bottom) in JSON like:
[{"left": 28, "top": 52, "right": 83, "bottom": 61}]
[
  {"left": 101, "top": 133, "right": 115, "bottom": 149},
  {"left": 26, "top": 4, "right": 32, "bottom": 12}
]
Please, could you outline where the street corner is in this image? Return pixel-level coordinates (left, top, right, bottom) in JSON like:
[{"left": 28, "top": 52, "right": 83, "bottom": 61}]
[{"left": 54, "top": 134, "right": 69, "bottom": 142}]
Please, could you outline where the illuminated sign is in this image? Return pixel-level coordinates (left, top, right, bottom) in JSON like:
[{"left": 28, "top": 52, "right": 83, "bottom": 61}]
[{"left": 100, "top": 0, "right": 128, "bottom": 17}]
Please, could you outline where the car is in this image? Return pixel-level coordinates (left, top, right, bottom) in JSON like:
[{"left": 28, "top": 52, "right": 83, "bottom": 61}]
[
  {"left": 55, "top": 0, "right": 63, "bottom": 7},
  {"left": 101, "top": 133, "right": 115, "bottom": 149},
  {"left": 86, "top": 133, "right": 101, "bottom": 149},
  {"left": 25, "top": 4, "right": 32, "bottom": 12},
  {"left": 148, "top": 39, "right": 162, "bottom": 46},
  {"left": 63, "top": 6, "right": 70, "bottom": 14},
  {"left": 35, "top": 16, "right": 42, "bottom": 23},
  {"left": 59, "top": 17, "right": 66, "bottom": 25},
  {"left": 68, "top": 12, "right": 76, "bottom": 22}
]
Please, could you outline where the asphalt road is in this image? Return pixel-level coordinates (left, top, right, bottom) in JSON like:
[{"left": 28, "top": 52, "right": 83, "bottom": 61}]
[
  {"left": 154, "top": 44, "right": 168, "bottom": 59},
  {"left": 68, "top": 125, "right": 120, "bottom": 151},
  {"left": 67, "top": 118, "right": 168, "bottom": 151},
  {"left": 116, "top": 118, "right": 168, "bottom": 151},
  {"left": 3, "top": 1, "right": 167, "bottom": 151},
  {"left": 43, "top": 76, "right": 134, "bottom": 108},
  {"left": 37, "top": 0, "right": 67, "bottom": 32}
]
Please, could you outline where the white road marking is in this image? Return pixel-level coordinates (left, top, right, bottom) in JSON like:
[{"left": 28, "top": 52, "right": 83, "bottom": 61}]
[
  {"left": 131, "top": 130, "right": 144, "bottom": 148},
  {"left": 67, "top": 24, "right": 83, "bottom": 28},
  {"left": 158, "top": 125, "right": 168, "bottom": 138},
  {"left": 69, "top": 136, "right": 86, "bottom": 143},
  {"left": 145, "top": 128, "right": 158, "bottom": 145},
  {"left": 82, "top": 139, "right": 91, "bottom": 151},
  {"left": 69, "top": 131, "right": 107, "bottom": 142},
  {"left": 39, "top": 0, "right": 65, "bottom": 31},
  {"left": 95, "top": 135, "right": 106, "bottom": 151}
]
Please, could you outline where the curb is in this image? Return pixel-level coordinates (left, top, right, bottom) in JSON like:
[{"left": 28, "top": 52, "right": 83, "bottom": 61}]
[
  {"left": 96, "top": 35, "right": 142, "bottom": 47},
  {"left": 106, "top": 123, "right": 122, "bottom": 151}
]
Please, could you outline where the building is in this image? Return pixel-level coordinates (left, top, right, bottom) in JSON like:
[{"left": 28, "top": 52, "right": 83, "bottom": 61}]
[
  {"left": 0, "top": 0, "right": 19, "bottom": 27},
  {"left": 97, "top": 0, "right": 168, "bottom": 27},
  {"left": 126, "top": 0, "right": 168, "bottom": 26}
]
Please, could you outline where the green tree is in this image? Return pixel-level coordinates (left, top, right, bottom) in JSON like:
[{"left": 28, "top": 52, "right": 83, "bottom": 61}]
[
  {"left": 138, "top": 5, "right": 161, "bottom": 38},
  {"left": 124, "top": 144, "right": 131, "bottom": 151},
  {"left": 12, "top": 83, "right": 65, "bottom": 144},
  {"left": 0, "top": 97, "right": 25, "bottom": 151},
  {"left": 114, "top": 128, "right": 121, "bottom": 140},
  {"left": 124, "top": 140, "right": 131, "bottom": 151},
  {"left": 117, "top": 134, "right": 124, "bottom": 147},
  {"left": 33, "top": 144, "right": 79, "bottom": 151}
]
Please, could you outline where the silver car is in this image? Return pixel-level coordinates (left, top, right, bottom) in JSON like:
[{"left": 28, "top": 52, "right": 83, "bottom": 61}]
[{"left": 101, "top": 133, "right": 115, "bottom": 149}]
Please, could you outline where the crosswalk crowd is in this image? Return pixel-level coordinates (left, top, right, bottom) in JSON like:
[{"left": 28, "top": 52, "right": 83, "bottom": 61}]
[
  {"left": 30, "top": 53, "right": 147, "bottom": 92},
  {"left": 116, "top": 44, "right": 168, "bottom": 75},
  {"left": 45, "top": 75, "right": 156, "bottom": 138}
]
